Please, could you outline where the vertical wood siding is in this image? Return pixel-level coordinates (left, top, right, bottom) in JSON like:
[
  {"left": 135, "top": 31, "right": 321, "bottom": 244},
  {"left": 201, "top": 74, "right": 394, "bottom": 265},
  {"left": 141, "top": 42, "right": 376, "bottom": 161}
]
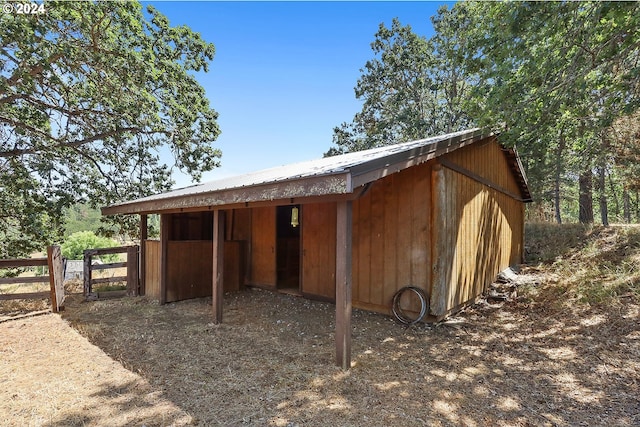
[
  {"left": 250, "top": 206, "right": 276, "bottom": 287},
  {"left": 144, "top": 240, "right": 161, "bottom": 300},
  {"left": 165, "top": 241, "right": 213, "bottom": 303},
  {"left": 143, "top": 136, "right": 525, "bottom": 317},
  {"left": 301, "top": 202, "right": 336, "bottom": 299},
  {"left": 430, "top": 139, "right": 524, "bottom": 316},
  {"left": 352, "top": 161, "right": 432, "bottom": 313},
  {"left": 443, "top": 138, "right": 523, "bottom": 197}
]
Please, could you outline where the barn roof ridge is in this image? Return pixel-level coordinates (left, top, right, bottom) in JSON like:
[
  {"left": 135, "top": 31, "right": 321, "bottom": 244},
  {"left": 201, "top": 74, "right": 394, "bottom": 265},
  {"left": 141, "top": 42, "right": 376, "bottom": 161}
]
[{"left": 103, "top": 128, "right": 530, "bottom": 215}]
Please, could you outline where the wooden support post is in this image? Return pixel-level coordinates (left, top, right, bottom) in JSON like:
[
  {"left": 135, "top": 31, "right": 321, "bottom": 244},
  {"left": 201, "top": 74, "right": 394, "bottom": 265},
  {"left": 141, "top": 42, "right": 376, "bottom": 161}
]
[
  {"left": 47, "top": 245, "right": 65, "bottom": 313},
  {"left": 212, "top": 210, "right": 225, "bottom": 324},
  {"left": 83, "top": 250, "right": 91, "bottom": 297},
  {"left": 140, "top": 214, "right": 148, "bottom": 296},
  {"left": 160, "top": 214, "right": 170, "bottom": 305},
  {"left": 126, "top": 246, "right": 139, "bottom": 296},
  {"left": 335, "top": 200, "right": 353, "bottom": 369}
]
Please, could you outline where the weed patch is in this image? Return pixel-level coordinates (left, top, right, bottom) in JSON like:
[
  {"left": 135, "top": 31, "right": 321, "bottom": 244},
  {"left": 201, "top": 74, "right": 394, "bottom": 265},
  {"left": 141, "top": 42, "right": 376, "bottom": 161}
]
[{"left": 524, "top": 223, "right": 640, "bottom": 306}]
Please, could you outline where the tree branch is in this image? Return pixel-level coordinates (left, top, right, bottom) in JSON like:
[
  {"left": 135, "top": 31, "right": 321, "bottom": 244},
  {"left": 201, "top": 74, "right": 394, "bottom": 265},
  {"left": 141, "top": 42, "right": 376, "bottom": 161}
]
[{"left": 0, "top": 119, "right": 166, "bottom": 157}]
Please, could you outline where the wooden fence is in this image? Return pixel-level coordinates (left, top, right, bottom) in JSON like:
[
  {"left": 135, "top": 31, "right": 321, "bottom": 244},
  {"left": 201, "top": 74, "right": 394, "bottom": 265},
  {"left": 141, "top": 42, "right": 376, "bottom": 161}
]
[
  {"left": 0, "top": 246, "right": 65, "bottom": 313},
  {"left": 83, "top": 246, "right": 139, "bottom": 299}
]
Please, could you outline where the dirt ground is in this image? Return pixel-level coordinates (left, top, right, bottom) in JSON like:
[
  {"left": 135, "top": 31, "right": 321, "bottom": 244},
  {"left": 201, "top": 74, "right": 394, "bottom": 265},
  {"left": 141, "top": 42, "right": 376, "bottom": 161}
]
[{"left": 2, "top": 278, "right": 638, "bottom": 427}]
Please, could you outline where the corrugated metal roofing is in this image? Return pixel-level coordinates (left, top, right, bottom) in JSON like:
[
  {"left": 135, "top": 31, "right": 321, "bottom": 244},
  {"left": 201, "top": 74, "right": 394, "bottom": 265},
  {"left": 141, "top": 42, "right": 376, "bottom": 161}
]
[{"left": 103, "top": 128, "right": 530, "bottom": 215}]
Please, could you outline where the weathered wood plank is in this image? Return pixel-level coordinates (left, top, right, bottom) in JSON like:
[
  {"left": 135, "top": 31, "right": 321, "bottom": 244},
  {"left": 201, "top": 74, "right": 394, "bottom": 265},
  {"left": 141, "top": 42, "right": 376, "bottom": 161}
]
[
  {"left": 212, "top": 210, "right": 225, "bottom": 324},
  {"left": 144, "top": 240, "right": 161, "bottom": 300},
  {"left": 430, "top": 164, "right": 450, "bottom": 316},
  {"left": 140, "top": 215, "right": 148, "bottom": 296},
  {"left": 160, "top": 214, "right": 170, "bottom": 304},
  {"left": 127, "top": 246, "right": 139, "bottom": 296},
  {"left": 351, "top": 195, "right": 361, "bottom": 304},
  {"left": 0, "top": 291, "right": 50, "bottom": 300},
  {"left": 0, "top": 276, "right": 49, "bottom": 285},
  {"left": 83, "top": 253, "right": 91, "bottom": 296},
  {"left": 91, "top": 262, "right": 127, "bottom": 271},
  {"left": 47, "top": 245, "right": 65, "bottom": 313},
  {"left": 0, "top": 258, "right": 48, "bottom": 268},
  {"left": 335, "top": 200, "right": 352, "bottom": 369}
]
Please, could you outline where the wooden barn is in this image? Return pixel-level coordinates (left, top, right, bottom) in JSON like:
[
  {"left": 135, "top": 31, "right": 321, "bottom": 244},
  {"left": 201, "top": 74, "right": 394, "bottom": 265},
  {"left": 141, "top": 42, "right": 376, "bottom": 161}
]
[{"left": 102, "top": 128, "right": 532, "bottom": 368}]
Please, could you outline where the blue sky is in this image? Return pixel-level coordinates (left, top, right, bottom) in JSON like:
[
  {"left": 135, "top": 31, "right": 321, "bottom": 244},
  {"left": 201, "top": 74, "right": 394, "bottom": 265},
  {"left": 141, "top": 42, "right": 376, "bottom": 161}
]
[{"left": 148, "top": 1, "right": 451, "bottom": 188}]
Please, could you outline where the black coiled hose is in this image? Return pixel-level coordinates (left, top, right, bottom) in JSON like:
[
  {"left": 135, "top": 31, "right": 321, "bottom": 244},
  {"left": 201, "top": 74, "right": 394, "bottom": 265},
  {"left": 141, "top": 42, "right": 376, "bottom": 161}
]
[{"left": 392, "top": 286, "right": 429, "bottom": 325}]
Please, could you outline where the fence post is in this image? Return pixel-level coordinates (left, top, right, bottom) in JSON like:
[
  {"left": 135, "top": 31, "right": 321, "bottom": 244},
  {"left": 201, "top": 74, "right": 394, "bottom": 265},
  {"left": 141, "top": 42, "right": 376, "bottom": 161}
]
[
  {"left": 47, "top": 245, "right": 65, "bottom": 313},
  {"left": 83, "top": 250, "right": 91, "bottom": 296},
  {"left": 126, "top": 245, "right": 139, "bottom": 296}
]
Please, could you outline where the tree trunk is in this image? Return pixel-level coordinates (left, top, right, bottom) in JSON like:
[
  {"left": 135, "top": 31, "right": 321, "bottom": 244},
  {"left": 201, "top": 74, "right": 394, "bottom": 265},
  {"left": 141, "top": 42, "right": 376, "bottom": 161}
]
[
  {"left": 579, "top": 170, "right": 594, "bottom": 224},
  {"left": 623, "top": 187, "right": 631, "bottom": 223},
  {"left": 554, "top": 130, "right": 566, "bottom": 224},
  {"left": 554, "top": 177, "right": 562, "bottom": 224},
  {"left": 598, "top": 166, "right": 608, "bottom": 226},
  {"left": 609, "top": 173, "right": 620, "bottom": 219}
]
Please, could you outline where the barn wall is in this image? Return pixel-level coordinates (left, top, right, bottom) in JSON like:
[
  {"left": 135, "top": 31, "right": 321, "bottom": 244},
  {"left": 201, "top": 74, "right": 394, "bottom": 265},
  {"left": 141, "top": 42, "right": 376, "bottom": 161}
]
[
  {"left": 443, "top": 137, "right": 523, "bottom": 197},
  {"left": 144, "top": 240, "right": 161, "bottom": 300},
  {"left": 227, "top": 208, "right": 252, "bottom": 241},
  {"left": 249, "top": 206, "right": 276, "bottom": 287},
  {"left": 139, "top": 136, "right": 525, "bottom": 316},
  {"left": 166, "top": 241, "right": 213, "bottom": 303},
  {"left": 148, "top": 211, "right": 252, "bottom": 303},
  {"left": 430, "top": 140, "right": 525, "bottom": 317},
  {"left": 301, "top": 202, "right": 337, "bottom": 299},
  {"left": 352, "top": 160, "right": 432, "bottom": 314}
]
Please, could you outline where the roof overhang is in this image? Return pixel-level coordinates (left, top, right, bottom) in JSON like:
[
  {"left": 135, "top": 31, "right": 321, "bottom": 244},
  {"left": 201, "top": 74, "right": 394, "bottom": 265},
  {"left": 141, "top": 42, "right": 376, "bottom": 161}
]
[
  {"left": 102, "top": 171, "right": 352, "bottom": 216},
  {"left": 102, "top": 128, "right": 532, "bottom": 216}
]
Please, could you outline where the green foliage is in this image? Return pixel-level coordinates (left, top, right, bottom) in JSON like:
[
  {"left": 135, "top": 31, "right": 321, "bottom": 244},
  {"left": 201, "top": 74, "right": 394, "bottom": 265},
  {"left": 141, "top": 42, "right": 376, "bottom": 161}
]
[
  {"left": 460, "top": 1, "right": 640, "bottom": 221},
  {"left": 326, "top": 13, "right": 474, "bottom": 156},
  {"left": 329, "top": 2, "right": 640, "bottom": 224},
  {"left": 61, "top": 231, "right": 119, "bottom": 262},
  {"left": 0, "top": 1, "right": 221, "bottom": 258},
  {"left": 63, "top": 204, "right": 112, "bottom": 237}
]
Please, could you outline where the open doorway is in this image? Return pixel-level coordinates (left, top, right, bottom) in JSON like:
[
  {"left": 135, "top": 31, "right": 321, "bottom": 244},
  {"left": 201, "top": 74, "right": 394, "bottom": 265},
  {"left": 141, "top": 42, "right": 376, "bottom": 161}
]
[{"left": 276, "top": 205, "right": 300, "bottom": 292}]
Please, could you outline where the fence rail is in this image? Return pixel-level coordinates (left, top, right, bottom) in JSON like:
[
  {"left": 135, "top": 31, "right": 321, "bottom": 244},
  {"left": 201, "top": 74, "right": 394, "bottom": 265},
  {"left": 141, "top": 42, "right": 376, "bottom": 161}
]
[
  {"left": 0, "top": 246, "right": 65, "bottom": 312},
  {"left": 83, "top": 246, "right": 139, "bottom": 299}
]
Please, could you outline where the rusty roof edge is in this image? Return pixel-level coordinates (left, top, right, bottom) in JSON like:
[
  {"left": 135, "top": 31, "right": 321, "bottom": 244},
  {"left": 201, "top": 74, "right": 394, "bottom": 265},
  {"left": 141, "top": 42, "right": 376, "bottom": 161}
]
[{"left": 102, "top": 171, "right": 352, "bottom": 216}]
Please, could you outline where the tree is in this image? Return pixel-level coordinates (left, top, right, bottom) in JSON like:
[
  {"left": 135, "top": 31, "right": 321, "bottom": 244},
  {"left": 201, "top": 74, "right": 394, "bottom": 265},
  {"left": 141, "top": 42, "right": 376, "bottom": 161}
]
[
  {"left": 461, "top": 1, "right": 640, "bottom": 223},
  {"left": 0, "top": 1, "right": 221, "bottom": 258},
  {"left": 62, "top": 203, "right": 107, "bottom": 237},
  {"left": 611, "top": 113, "right": 640, "bottom": 222},
  {"left": 61, "top": 231, "right": 118, "bottom": 262},
  {"left": 326, "top": 12, "right": 473, "bottom": 156}
]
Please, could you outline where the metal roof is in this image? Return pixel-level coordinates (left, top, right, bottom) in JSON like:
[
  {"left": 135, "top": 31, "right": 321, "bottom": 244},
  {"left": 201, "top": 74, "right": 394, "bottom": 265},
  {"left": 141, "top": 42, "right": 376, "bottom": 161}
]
[{"left": 102, "top": 128, "right": 531, "bottom": 215}]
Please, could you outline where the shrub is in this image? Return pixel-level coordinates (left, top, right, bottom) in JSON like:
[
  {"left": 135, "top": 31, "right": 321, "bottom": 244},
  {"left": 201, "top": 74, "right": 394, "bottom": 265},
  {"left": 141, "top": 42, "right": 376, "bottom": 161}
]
[{"left": 61, "top": 231, "right": 119, "bottom": 262}]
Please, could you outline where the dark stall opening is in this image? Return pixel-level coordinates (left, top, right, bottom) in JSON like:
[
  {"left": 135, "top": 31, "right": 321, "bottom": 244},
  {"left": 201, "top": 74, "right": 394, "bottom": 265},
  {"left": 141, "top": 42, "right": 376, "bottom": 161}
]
[{"left": 276, "top": 205, "right": 301, "bottom": 292}]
